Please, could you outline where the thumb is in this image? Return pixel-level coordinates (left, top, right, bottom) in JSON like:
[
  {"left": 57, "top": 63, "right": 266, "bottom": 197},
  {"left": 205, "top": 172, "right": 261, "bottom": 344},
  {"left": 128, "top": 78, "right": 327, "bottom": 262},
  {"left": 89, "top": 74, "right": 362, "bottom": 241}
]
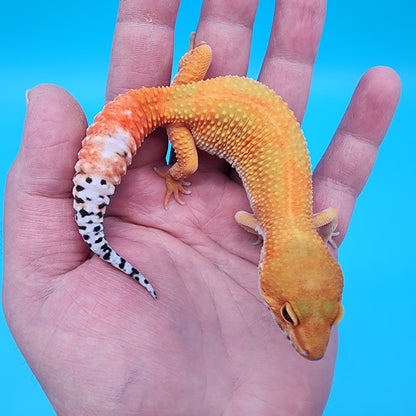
[
  {"left": 4, "top": 84, "right": 88, "bottom": 278},
  {"left": 15, "top": 84, "right": 88, "bottom": 197}
]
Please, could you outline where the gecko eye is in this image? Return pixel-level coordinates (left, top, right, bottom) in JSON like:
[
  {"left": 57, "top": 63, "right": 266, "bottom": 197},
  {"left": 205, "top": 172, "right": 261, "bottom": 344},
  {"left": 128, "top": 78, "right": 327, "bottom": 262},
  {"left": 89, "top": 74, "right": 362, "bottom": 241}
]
[{"left": 281, "top": 303, "right": 299, "bottom": 326}]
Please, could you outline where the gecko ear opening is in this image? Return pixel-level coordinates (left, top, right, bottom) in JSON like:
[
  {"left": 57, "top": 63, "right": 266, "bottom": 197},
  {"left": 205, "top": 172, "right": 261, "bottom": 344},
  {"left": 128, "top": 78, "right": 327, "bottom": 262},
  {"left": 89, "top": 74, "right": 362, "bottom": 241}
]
[
  {"left": 281, "top": 303, "right": 299, "bottom": 326},
  {"left": 332, "top": 304, "right": 344, "bottom": 325}
]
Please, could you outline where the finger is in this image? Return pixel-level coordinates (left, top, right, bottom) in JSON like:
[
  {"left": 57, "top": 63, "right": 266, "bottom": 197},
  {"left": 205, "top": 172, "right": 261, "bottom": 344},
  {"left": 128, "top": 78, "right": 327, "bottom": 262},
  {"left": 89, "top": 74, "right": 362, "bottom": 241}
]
[
  {"left": 312, "top": 66, "right": 401, "bottom": 244},
  {"left": 195, "top": 0, "right": 260, "bottom": 171},
  {"left": 14, "top": 84, "right": 87, "bottom": 197},
  {"left": 195, "top": 0, "right": 260, "bottom": 78},
  {"left": 105, "top": 0, "right": 180, "bottom": 102},
  {"left": 105, "top": 1, "right": 180, "bottom": 171},
  {"left": 259, "top": 0, "right": 326, "bottom": 122},
  {"left": 4, "top": 84, "right": 89, "bottom": 276}
]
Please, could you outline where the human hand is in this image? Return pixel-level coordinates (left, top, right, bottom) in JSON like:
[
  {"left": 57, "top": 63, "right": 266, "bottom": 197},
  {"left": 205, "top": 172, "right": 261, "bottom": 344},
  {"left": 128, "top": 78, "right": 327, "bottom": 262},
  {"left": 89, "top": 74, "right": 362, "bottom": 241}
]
[{"left": 2, "top": 1, "right": 400, "bottom": 415}]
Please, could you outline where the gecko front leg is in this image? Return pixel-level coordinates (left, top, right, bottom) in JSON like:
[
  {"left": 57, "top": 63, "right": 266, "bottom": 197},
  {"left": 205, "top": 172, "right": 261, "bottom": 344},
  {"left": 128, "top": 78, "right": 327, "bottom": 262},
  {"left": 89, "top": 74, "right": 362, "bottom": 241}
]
[
  {"left": 235, "top": 207, "right": 340, "bottom": 248},
  {"left": 312, "top": 207, "right": 340, "bottom": 248},
  {"left": 234, "top": 211, "right": 264, "bottom": 244}
]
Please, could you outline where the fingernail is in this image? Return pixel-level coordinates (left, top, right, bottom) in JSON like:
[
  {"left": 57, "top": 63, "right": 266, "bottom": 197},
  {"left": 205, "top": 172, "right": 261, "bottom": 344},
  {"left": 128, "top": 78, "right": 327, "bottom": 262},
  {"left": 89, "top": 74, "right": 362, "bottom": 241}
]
[{"left": 25, "top": 89, "right": 32, "bottom": 106}]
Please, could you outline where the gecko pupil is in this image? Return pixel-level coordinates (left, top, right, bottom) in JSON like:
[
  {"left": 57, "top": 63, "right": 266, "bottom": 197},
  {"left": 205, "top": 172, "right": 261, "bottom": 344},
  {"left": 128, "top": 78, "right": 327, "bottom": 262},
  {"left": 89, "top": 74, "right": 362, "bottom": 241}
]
[{"left": 282, "top": 306, "right": 294, "bottom": 324}]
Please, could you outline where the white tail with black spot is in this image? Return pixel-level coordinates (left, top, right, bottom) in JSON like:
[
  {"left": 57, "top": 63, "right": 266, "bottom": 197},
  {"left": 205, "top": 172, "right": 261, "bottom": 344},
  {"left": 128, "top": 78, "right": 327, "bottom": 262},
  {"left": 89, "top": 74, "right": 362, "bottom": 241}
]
[{"left": 73, "top": 88, "right": 165, "bottom": 299}]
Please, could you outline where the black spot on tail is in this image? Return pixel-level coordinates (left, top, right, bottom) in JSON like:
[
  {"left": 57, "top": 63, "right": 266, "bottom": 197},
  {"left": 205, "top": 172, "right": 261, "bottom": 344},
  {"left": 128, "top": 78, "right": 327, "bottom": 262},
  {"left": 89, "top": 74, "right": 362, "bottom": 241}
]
[
  {"left": 119, "top": 258, "right": 126, "bottom": 270},
  {"left": 130, "top": 267, "right": 139, "bottom": 277},
  {"left": 101, "top": 243, "right": 111, "bottom": 253},
  {"left": 79, "top": 209, "right": 93, "bottom": 218}
]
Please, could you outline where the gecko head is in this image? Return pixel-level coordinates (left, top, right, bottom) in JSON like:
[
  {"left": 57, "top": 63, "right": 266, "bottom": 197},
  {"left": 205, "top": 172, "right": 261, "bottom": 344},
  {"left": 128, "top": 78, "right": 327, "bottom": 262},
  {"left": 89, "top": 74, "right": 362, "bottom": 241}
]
[
  {"left": 268, "top": 296, "right": 344, "bottom": 360},
  {"left": 260, "top": 239, "right": 344, "bottom": 360}
]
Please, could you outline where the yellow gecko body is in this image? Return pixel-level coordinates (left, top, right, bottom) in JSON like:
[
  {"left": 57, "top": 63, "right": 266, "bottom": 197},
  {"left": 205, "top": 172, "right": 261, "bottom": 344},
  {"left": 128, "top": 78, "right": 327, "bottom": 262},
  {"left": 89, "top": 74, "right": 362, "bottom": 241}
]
[{"left": 73, "top": 37, "right": 344, "bottom": 360}]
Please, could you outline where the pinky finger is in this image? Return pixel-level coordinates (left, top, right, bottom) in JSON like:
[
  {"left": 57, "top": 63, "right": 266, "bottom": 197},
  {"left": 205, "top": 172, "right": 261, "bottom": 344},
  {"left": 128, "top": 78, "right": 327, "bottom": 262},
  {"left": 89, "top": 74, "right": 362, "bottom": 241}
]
[{"left": 312, "top": 66, "right": 401, "bottom": 245}]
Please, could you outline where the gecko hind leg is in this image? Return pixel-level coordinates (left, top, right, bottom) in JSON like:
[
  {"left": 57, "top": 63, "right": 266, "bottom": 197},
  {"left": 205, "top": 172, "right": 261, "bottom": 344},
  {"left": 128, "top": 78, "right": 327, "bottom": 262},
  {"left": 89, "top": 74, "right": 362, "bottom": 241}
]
[
  {"left": 154, "top": 124, "right": 198, "bottom": 209},
  {"left": 155, "top": 33, "right": 212, "bottom": 209}
]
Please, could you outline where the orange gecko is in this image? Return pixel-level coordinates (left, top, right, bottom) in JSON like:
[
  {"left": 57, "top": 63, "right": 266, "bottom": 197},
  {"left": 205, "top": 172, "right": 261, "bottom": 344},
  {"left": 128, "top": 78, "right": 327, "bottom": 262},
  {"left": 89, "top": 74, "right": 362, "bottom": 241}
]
[{"left": 73, "top": 35, "right": 344, "bottom": 360}]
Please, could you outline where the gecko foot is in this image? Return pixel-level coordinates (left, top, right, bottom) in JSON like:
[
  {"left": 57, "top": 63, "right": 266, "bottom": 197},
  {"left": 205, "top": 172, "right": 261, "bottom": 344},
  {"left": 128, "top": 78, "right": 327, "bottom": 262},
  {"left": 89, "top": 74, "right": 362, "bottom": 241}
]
[
  {"left": 312, "top": 207, "right": 340, "bottom": 248},
  {"left": 326, "top": 231, "right": 340, "bottom": 249},
  {"left": 153, "top": 167, "right": 191, "bottom": 209}
]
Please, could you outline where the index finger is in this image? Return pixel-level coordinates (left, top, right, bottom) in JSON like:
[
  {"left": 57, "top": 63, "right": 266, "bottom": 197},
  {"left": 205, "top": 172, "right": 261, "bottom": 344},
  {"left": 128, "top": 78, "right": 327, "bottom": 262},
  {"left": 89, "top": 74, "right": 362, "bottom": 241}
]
[{"left": 105, "top": 0, "right": 180, "bottom": 102}]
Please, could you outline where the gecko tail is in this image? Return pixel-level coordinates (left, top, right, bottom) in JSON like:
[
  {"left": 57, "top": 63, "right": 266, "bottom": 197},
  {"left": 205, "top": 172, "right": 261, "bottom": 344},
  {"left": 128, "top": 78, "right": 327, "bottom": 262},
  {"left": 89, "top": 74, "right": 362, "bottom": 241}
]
[{"left": 73, "top": 173, "right": 157, "bottom": 299}]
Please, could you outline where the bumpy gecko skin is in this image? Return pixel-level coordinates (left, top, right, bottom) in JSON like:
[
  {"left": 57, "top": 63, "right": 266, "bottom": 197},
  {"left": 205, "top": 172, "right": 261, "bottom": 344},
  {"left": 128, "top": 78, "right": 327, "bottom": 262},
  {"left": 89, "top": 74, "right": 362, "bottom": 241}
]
[{"left": 73, "top": 36, "right": 344, "bottom": 360}]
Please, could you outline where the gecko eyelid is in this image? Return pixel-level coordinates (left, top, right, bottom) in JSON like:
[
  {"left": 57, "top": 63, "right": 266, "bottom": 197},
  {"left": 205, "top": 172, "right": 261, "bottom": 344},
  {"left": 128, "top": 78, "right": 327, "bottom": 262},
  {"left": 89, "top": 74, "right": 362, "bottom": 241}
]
[{"left": 281, "top": 303, "right": 299, "bottom": 326}]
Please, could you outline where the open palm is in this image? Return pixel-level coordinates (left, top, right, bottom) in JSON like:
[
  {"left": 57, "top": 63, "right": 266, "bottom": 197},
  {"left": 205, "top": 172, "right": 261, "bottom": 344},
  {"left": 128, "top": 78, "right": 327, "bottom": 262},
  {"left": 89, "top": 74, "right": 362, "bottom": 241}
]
[{"left": 2, "top": 1, "right": 400, "bottom": 415}]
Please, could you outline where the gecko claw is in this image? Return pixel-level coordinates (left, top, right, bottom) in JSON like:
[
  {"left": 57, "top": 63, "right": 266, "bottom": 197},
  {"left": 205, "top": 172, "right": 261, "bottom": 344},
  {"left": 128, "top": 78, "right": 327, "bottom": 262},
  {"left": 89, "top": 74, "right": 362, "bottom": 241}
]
[{"left": 326, "top": 231, "right": 340, "bottom": 249}]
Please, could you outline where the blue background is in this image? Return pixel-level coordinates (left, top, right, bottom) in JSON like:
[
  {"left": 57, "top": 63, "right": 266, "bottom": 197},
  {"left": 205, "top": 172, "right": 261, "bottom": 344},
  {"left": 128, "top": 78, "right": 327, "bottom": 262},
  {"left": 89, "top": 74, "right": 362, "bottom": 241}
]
[{"left": 1, "top": 0, "right": 415, "bottom": 414}]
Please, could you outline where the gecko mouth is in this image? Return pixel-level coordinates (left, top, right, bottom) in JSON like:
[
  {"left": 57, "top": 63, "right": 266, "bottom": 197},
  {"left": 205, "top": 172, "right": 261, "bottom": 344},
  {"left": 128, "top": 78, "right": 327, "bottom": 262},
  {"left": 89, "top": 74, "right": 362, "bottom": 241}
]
[{"left": 281, "top": 328, "right": 320, "bottom": 360}]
